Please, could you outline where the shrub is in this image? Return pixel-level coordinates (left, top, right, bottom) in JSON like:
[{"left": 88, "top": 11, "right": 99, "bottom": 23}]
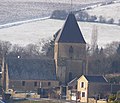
[{"left": 109, "top": 94, "right": 116, "bottom": 101}]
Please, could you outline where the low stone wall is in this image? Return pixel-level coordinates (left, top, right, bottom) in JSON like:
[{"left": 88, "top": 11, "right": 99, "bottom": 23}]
[
  {"left": 97, "top": 100, "right": 107, "bottom": 103},
  {"left": 88, "top": 98, "right": 107, "bottom": 103},
  {"left": 14, "top": 99, "right": 76, "bottom": 103},
  {"left": 13, "top": 93, "right": 40, "bottom": 99},
  {"left": 88, "top": 98, "right": 96, "bottom": 103}
]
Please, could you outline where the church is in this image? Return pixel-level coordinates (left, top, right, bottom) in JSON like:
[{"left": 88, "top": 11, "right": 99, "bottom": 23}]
[
  {"left": 54, "top": 13, "right": 86, "bottom": 84},
  {"left": 1, "top": 13, "right": 87, "bottom": 93}
]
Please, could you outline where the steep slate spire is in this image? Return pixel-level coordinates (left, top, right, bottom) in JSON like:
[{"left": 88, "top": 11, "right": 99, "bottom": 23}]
[{"left": 55, "top": 13, "right": 86, "bottom": 43}]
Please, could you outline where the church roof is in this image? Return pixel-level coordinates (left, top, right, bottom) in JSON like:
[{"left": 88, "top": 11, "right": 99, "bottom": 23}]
[
  {"left": 6, "top": 58, "right": 56, "bottom": 81},
  {"left": 84, "top": 75, "right": 108, "bottom": 83},
  {"left": 55, "top": 13, "right": 86, "bottom": 43}
]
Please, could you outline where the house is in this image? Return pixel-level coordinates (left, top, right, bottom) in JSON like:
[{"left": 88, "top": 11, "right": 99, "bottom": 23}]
[
  {"left": 54, "top": 13, "right": 87, "bottom": 84},
  {"left": 1, "top": 57, "right": 59, "bottom": 96},
  {"left": 66, "top": 75, "right": 120, "bottom": 102},
  {"left": 77, "top": 75, "right": 110, "bottom": 103}
]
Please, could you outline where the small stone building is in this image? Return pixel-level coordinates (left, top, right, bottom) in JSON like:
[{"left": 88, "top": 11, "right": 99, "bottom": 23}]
[{"left": 54, "top": 13, "right": 87, "bottom": 84}]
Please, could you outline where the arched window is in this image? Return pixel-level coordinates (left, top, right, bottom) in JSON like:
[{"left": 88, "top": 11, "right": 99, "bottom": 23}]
[
  {"left": 69, "top": 72, "right": 72, "bottom": 82},
  {"left": 69, "top": 46, "right": 74, "bottom": 59}
]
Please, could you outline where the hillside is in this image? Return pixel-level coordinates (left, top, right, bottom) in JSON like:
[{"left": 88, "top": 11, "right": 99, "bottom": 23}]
[
  {"left": 0, "top": 19, "right": 119, "bottom": 47},
  {"left": 0, "top": 0, "right": 117, "bottom": 25},
  {"left": 1, "top": 0, "right": 115, "bottom": 4},
  {"left": 86, "top": 2, "right": 120, "bottom": 23}
]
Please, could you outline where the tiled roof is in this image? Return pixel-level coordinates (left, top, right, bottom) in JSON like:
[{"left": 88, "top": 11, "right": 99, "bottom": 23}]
[
  {"left": 6, "top": 58, "right": 56, "bottom": 81},
  {"left": 55, "top": 13, "right": 86, "bottom": 43},
  {"left": 84, "top": 75, "right": 108, "bottom": 83}
]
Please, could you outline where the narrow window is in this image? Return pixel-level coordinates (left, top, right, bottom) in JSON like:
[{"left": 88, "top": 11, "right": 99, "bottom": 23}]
[
  {"left": 48, "top": 82, "right": 51, "bottom": 86},
  {"left": 81, "top": 82, "right": 84, "bottom": 88},
  {"left": 69, "top": 46, "right": 74, "bottom": 59},
  {"left": 75, "top": 85, "right": 77, "bottom": 89},
  {"left": 69, "top": 72, "right": 72, "bottom": 82},
  {"left": 34, "top": 82, "right": 37, "bottom": 87},
  {"left": 22, "top": 81, "right": 25, "bottom": 86},
  {"left": 82, "top": 92, "right": 85, "bottom": 97}
]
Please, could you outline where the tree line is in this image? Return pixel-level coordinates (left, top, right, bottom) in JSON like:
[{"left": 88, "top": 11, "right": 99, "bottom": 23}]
[
  {"left": 0, "top": 39, "right": 120, "bottom": 83},
  {"left": 51, "top": 10, "right": 120, "bottom": 25},
  {"left": 87, "top": 42, "right": 120, "bottom": 75},
  {"left": 0, "top": 39, "right": 51, "bottom": 59}
]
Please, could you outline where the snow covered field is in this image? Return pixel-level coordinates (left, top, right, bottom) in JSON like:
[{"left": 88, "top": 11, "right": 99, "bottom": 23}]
[
  {"left": 86, "top": 2, "right": 120, "bottom": 23},
  {"left": 0, "top": 0, "right": 116, "bottom": 25},
  {"left": 0, "top": 1, "right": 90, "bottom": 25},
  {"left": 2, "top": 0, "right": 115, "bottom": 4},
  {"left": 0, "top": 19, "right": 119, "bottom": 47}
]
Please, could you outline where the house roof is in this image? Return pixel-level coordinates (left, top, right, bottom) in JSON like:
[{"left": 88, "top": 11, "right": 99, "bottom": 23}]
[
  {"left": 68, "top": 77, "right": 77, "bottom": 86},
  {"left": 55, "top": 13, "right": 86, "bottom": 43},
  {"left": 6, "top": 58, "right": 56, "bottom": 81},
  {"left": 84, "top": 75, "right": 108, "bottom": 83}
]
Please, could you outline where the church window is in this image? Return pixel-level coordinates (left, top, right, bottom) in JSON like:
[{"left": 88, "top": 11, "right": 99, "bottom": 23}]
[
  {"left": 34, "top": 82, "right": 37, "bottom": 87},
  {"left": 48, "top": 82, "right": 51, "bottom": 86},
  {"left": 22, "top": 81, "right": 25, "bottom": 86},
  {"left": 69, "top": 72, "right": 72, "bottom": 82},
  {"left": 69, "top": 46, "right": 74, "bottom": 59},
  {"left": 82, "top": 61, "right": 86, "bottom": 74}
]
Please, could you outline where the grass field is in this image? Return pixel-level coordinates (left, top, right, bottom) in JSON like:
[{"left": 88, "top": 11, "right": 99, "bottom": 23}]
[
  {"left": 14, "top": 99, "right": 71, "bottom": 103},
  {"left": 14, "top": 100, "right": 41, "bottom": 103}
]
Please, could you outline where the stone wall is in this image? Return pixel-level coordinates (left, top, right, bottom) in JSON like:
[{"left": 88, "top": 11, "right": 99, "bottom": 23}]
[
  {"left": 9, "top": 80, "right": 59, "bottom": 91},
  {"left": 54, "top": 42, "right": 86, "bottom": 83}
]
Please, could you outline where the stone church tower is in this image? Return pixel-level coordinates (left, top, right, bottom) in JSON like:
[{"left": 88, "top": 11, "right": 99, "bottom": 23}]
[{"left": 54, "top": 13, "right": 86, "bottom": 84}]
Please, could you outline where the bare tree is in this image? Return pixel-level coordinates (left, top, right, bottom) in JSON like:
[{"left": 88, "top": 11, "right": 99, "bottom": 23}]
[
  {"left": 25, "top": 44, "right": 41, "bottom": 57},
  {"left": 9, "top": 44, "right": 26, "bottom": 58},
  {"left": 0, "top": 40, "right": 12, "bottom": 57},
  {"left": 104, "top": 41, "right": 120, "bottom": 56}
]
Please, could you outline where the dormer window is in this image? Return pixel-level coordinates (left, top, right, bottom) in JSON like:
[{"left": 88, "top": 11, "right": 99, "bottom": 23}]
[{"left": 69, "top": 46, "right": 74, "bottom": 59}]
